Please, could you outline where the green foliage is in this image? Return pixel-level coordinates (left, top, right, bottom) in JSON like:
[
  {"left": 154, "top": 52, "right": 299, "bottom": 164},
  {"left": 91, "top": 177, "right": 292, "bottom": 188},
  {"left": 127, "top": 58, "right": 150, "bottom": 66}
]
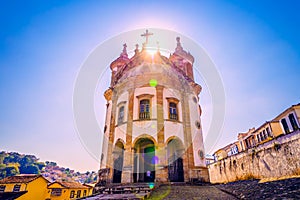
[
  {"left": 20, "top": 164, "right": 39, "bottom": 174},
  {"left": 0, "top": 165, "right": 19, "bottom": 179},
  {"left": 0, "top": 151, "right": 97, "bottom": 184},
  {"left": 36, "top": 162, "right": 45, "bottom": 170},
  {"left": 48, "top": 161, "right": 57, "bottom": 166},
  {"left": 84, "top": 176, "right": 92, "bottom": 184},
  {"left": 0, "top": 151, "right": 41, "bottom": 179}
]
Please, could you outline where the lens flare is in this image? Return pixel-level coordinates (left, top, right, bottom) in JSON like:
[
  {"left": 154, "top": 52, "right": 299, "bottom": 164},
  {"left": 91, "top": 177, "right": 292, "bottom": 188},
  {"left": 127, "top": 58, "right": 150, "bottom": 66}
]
[
  {"left": 152, "top": 155, "right": 159, "bottom": 164},
  {"left": 149, "top": 79, "right": 158, "bottom": 87},
  {"left": 148, "top": 182, "right": 155, "bottom": 189}
]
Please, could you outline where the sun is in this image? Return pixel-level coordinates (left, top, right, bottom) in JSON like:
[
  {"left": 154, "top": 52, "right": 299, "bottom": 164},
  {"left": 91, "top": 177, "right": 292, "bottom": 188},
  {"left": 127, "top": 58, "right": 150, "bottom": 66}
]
[{"left": 145, "top": 46, "right": 158, "bottom": 56}]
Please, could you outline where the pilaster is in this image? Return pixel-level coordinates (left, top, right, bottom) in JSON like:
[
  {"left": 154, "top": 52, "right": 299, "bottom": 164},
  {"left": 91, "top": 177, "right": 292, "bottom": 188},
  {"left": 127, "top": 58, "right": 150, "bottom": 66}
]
[
  {"left": 121, "top": 89, "right": 134, "bottom": 183},
  {"left": 155, "top": 85, "right": 168, "bottom": 182},
  {"left": 106, "top": 89, "right": 117, "bottom": 183},
  {"left": 181, "top": 91, "right": 195, "bottom": 182}
]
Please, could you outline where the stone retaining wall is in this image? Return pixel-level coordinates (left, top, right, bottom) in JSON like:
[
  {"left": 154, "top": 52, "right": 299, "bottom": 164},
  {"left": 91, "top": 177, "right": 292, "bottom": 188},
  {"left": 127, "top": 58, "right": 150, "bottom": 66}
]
[{"left": 208, "top": 130, "right": 300, "bottom": 183}]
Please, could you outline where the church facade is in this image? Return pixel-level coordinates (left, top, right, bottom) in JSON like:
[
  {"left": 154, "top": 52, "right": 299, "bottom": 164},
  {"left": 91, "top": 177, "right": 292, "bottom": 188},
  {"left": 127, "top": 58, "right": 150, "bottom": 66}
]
[{"left": 99, "top": 30, "right": 209, "bottom": 184}]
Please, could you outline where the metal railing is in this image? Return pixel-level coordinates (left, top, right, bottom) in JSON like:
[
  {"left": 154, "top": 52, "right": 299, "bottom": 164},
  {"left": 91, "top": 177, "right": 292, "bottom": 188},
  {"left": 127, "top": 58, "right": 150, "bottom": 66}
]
[
  {"left": 139, "top": 112, "right": 150, "bottom": 120},
  {"left": 169, "top": 113, "right": 178, "bottom": 120}
]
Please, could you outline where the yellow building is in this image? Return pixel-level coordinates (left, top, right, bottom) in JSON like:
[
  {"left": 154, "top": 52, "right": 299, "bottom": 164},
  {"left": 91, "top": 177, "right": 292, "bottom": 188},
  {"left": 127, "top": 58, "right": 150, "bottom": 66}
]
[
  {"left": 47, "top": 181, "right": 93, "bottom": 200},
  {"left": 213, "top": 142, "right": 239, "bottom": 161},
  {"left": 213, "top": 103, "right": 300, "bottom": 158},
  {"left": 273, "top": 103, "right": 300, "bottom": 135},
  {"left": 213, "top": 149, "right": 227, "bottom": 161},
  {"left": 253, "top": 121, "right": 282, "bottom": 145},
  {"left": 0, "top": 174, "right": 49, "bottom": 200}
]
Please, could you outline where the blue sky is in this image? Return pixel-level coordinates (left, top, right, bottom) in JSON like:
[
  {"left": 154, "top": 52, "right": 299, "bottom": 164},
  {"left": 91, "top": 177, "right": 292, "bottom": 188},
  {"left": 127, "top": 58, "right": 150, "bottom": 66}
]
[{"left": 1, "top": 0, "right": 300, "bottom": 172}]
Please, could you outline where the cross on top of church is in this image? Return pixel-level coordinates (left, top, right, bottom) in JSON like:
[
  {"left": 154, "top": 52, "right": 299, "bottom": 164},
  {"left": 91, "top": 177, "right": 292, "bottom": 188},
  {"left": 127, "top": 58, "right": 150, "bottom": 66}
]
[{"left": 141, "top": 29, "right": 153, "bottom": 44}]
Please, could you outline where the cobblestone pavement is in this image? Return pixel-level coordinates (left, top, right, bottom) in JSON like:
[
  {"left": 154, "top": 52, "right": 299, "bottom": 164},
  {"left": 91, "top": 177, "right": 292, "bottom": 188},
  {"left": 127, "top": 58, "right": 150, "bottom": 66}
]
[
  {"left": 85, "top": 178, "right": 300, "bottom": 199},
  {"left": 147, "top": 184, "right": 237, "bottom": 200},
  {"left": 215, "top": 178, "right": 300, "bottom": 199}
]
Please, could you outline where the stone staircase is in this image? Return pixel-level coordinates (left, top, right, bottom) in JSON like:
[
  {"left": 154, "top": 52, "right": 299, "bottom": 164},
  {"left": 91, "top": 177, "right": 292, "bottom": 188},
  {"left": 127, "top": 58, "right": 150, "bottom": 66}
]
[{"left": 81, "top": 183, "right": 156, "bottom": 200}]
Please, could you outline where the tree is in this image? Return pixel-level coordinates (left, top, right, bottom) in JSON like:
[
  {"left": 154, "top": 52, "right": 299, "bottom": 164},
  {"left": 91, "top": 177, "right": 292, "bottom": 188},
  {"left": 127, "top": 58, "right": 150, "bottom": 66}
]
[
  {"left": 36, "top": 162, "right": 45, "bottom": 170},
  {"left": 49, "top": 162, "right": 57, "bottom": 166},
  {"left": 84, "top": 176, "right": 92, "bottom": 184},
  {"left": 20, "top": 164, "right": 39, "bottom": 174},
  {"left": 0, "top": 166, "right": 19, "bottom": 178}
]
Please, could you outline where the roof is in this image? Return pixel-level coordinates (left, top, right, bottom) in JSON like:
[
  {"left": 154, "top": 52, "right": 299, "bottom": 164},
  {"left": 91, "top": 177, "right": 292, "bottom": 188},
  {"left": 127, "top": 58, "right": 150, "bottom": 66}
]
[
  {"left": 253, "top": 121, "right": 275, "bottom": 133},
  {"left": 0, "top": 174, "right": 48, "bottom": 184},
  {"left": 238, "top": 128, "right": 255, "bottom": 139},
  {"left": 48, "top": 181, "right": 92, "bottom": 189},
  {"left": 272, "top": 103, "right": 300, "bottom": 121}
]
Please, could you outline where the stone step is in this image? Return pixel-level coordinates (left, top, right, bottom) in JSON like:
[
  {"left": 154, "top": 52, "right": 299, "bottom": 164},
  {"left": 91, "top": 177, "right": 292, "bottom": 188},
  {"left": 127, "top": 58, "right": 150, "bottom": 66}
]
[
  {"left": 94, "top": 183, "right": 156, "bottom": 195},
  {"left": 81, "top": 192, "right": 150, "bottom": 200}
]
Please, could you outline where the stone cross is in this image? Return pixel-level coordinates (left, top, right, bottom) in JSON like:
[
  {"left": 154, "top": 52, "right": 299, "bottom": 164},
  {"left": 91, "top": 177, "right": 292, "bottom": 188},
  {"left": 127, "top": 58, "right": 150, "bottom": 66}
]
[
  {"left": 141, "top": 29, "right": 153, "bottom": 44},
  {"left": 121, "top": 43, "right": 128, "bottom": 57},
  {"left": 122, "top": 43, "right": 127, "bottom": 53}
]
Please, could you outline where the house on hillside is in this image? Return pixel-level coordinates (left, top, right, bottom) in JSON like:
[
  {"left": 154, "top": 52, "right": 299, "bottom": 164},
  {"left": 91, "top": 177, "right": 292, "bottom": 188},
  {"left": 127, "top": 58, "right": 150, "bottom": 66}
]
[
  {"left": 213, "top": 142, "right": 239, "bottom": 161},
  {"left": 208, "top": 102, "right": 300, "bottom": 183},
  {"left": 0, "top": 174, "right": 49, "bottom": 200},
  {"left": 212, "top": 103, "right": 300, "bottom": 162},
  {"left": 47, "top": 181, "right": 93, "bottom": 199}
]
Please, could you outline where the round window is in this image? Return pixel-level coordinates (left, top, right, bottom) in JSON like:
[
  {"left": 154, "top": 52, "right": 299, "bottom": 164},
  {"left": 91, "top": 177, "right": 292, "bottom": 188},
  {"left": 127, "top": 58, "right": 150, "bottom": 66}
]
[
  {"left": 195, "top": 120, "right": 201, "bottom": 129},
  {"left": 198, "top": 150, "right": 204, "bottom": 159},
  {"left": 193, "top": 96, "right": 198, "bottom": 103}
]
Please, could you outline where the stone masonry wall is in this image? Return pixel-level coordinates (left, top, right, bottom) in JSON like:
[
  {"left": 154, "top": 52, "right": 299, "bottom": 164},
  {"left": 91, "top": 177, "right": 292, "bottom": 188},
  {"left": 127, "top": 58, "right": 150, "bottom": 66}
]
[{"left": 208, "top": 130, "right": 300, "bottom": 183}]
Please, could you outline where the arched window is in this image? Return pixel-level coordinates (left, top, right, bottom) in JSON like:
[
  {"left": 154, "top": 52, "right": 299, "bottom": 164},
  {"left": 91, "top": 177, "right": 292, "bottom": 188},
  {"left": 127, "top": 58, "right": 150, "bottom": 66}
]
[
  {"left": 166, "top": 97, "right": 179, "bottom": 121},
  {"left": 169, "top": 102, "right": 178, "bottom": 120},
  {"left": 118, "top": 106, "right": 125, "bottom": 124},
  {"left": 139, "top": 99, "right": 150, "bottom": 119}
]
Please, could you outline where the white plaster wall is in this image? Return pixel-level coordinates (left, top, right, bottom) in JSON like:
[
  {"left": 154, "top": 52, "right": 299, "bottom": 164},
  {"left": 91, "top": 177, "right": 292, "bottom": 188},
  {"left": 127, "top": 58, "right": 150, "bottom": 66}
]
[
  {"left": 133, "top": 87, "right": 157, "bottom": 120},
  {"left": 163, "top": 87, "right": 184, "bottom": 145},
  {"left": 164, "top": 121, "right": 184, "bottom": 144},
  {"left": 114, "top": 125, "right": 127, "bottom": 145},
  {"left": 163, "top": 88, "right": 182, "bottom": 121},
  {"left": 132, "top": 120, "right": 158, "bottom": 142},
  {"left": 101, "top": 100, "right": 112, "bottom": 169},
  {"left": 188, "top": 94, "right": 206, "bottom": 167}
]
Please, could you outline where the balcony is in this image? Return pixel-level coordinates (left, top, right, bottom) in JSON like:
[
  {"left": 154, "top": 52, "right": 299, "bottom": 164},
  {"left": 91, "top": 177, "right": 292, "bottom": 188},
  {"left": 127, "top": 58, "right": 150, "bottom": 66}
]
[
  {"left": 169, "top": 113, "right": 178, "bottom": 121},
  {"left": 139, "top": 112, "right": 150, "bottom": 120}
]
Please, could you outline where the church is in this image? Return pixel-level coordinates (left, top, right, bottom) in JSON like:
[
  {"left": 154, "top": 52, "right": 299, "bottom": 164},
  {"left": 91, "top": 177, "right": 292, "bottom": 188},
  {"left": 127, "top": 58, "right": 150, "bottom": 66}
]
[{"left": 99, "top": 30, "right": 209, "bottom": 184}]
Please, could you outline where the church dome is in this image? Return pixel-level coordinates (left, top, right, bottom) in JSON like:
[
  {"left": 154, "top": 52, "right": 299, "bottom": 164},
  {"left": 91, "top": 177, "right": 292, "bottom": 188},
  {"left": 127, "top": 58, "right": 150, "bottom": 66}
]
[{"left": 110, "top": 44, "right": 130, "bottom": 72}]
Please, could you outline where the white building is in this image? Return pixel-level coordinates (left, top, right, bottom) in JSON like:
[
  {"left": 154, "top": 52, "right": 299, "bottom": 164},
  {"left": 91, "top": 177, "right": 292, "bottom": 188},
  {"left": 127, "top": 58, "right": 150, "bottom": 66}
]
[{"left": 99, "top": 30, "right": 208, "bottom": 184}]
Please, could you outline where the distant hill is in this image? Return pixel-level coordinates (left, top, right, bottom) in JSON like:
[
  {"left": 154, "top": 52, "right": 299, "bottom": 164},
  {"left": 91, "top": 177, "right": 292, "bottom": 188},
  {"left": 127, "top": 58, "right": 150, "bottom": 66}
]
[{"left": 0, "top": 151, "right": 97, "bottom": 184}]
